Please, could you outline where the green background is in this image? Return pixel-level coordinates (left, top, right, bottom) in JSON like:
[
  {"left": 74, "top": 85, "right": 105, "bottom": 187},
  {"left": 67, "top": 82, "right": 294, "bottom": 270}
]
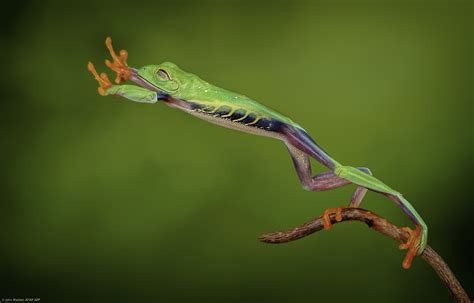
[{"left": 1, "top": 1, "right": 472, "bottom": 302}]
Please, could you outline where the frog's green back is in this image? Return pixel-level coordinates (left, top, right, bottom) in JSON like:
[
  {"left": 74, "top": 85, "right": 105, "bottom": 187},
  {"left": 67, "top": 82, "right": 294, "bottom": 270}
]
[{"left": 171, "top": 67, "right": 298, "bottom": 127}]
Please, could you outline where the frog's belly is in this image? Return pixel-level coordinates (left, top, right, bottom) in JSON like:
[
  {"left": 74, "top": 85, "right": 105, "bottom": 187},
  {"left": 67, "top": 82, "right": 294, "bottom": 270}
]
[{"left": 183, "top": 108, "right": 285, "bottom": 140}]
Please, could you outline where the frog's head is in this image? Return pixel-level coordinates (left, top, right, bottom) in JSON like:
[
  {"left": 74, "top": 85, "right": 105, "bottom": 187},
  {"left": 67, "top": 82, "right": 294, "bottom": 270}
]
[{"left": 136, "top": 62, "right": 195, "bottom": 96}]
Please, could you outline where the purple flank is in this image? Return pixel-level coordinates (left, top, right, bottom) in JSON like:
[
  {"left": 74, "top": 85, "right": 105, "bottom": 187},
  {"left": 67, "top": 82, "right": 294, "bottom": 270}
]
[{"left": 283, "top": 125, "right": 337, "bottom": 170}]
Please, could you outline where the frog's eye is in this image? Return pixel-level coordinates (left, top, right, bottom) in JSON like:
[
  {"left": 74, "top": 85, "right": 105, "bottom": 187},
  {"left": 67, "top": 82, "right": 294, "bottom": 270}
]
[{"left": 157, "top": 69, "right": 171, "bottom": 80}]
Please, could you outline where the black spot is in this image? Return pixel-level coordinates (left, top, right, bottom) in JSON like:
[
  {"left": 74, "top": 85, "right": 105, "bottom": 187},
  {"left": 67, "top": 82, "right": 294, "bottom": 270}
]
[
  {"left": 255, "top": 118, "right": 270, "bottom": 129},
  {"left": 230, "top": 109, "right": 247, "bottom": 121},
  {"left": 242, "top": 113, "right": 257, "bottom": 124},
  {"left": 157, "top": 92, "right": 170, "bottom": 100},
  {"left": 190, "top": 103, "right": 204, "bottom": 111},
  {"left": 364, "top": 218, "right": 374, "bottom": 227},
  {"left": 268, "top": 120, "right": 286, "bottom": 132},
  {"left": 214, "top": 105, "right": 232, "bottom": 117},
  {"left": 202, "top": 105, "right": 216, "bottom": 113}
]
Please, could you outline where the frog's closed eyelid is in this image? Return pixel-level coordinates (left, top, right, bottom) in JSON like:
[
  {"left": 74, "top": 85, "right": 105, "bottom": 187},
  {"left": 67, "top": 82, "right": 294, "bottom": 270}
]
[{"left": 158, "top": 69, "right": 171, "bottom": 80}]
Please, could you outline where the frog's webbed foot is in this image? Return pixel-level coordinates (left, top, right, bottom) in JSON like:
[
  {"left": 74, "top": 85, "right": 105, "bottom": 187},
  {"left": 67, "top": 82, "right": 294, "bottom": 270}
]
[
  {"left": 104, "top": 37, "right": 132, "bottom": 84},
  {"left": 399, "top": 225, "right": 422, "bottom": 269},
  {"left": 87, "top": 62, "right": 113, "bottom": 96}
]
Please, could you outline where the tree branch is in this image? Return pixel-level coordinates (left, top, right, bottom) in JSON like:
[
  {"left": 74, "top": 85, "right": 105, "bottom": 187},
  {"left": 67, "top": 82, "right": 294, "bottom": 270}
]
[{"left": 259, "top": 208, "right": 470, "bottom": 303}]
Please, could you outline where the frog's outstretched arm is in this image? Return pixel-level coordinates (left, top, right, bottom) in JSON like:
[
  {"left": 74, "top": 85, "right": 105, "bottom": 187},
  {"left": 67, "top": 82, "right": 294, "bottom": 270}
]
[
  {"left": 88, "top": 37, "right": 428, "bottom": 269},
  {"left": 87, "top": 62, "right": 157, "bottom": 103}
]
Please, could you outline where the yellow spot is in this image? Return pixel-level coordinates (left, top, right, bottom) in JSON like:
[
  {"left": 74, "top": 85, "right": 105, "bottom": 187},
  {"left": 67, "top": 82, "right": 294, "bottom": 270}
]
[
  {"left": 245, "top": 117, "right": 261, "bottom": 126},
  {"left": 222, "top": 108, "right": 236, "bottom": 118},
  {"left": 233, "top": 113, "right": 249, "bottom": 122}
]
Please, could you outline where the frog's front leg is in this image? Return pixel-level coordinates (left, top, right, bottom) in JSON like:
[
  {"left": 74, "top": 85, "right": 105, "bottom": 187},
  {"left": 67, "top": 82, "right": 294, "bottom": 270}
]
[
  {"left": 87, "top": 62, "right": 157, "bottom": 104},
  {"left": 106, "top": 85, "right": 157, "bottom": 103}
]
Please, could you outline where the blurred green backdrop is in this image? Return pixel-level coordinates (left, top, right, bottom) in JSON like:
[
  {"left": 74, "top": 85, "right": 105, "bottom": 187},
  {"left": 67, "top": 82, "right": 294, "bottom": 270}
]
[{"left": 1, "top": 0, "right": 472, "bottom": 302}]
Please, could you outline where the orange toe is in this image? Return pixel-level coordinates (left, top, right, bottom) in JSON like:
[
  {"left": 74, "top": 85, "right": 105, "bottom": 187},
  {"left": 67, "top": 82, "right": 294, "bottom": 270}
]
[
  {"left": 322, "top": 209, "right": 332, "bottom": 230},
  {"left": 399, "top": 225, "right": 422, "bottom": 269},
  {"left": 322, "top": 206, "right": 345, "bottom": 231},
  {"left": 87, "top": 62, "right": 112, "bottom": 96},
  {"left": 104, "top": 36, "right": 131, "bottom": 84},
  {"left": 398, "top": 227, "right": 414, "bottom": 250}
]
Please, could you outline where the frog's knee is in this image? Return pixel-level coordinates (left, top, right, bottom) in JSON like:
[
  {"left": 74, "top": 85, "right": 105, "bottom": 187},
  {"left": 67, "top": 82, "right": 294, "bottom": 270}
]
[
  {"left": 334, "top": 165, "right": 355, "bottom": 178},
  {"left": 334, "top": 165, "right": 344, "bottom": 177}
]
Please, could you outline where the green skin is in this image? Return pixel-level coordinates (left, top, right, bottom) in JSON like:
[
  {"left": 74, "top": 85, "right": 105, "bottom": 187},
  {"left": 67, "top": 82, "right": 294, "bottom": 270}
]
[{"left": 98, "top": 61, "right": 427, "bottom": 258}]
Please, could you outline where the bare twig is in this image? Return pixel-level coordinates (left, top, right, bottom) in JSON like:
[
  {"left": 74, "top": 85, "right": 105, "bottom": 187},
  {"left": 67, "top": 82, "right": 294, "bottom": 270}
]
[{"left": 259, "top": 208, "right": 470, "bottom": 303}]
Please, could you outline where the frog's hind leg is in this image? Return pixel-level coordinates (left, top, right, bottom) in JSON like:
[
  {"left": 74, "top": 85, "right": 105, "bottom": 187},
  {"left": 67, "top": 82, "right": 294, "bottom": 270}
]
[
  {"left": 386, "top": 193, "right": 427, "bottom": 268},
  {"left": 283, "top": 126, "right": 372, "bottom": 209},
  {"left": 335, "top": 165, "right": 428, "bottom": 268},
  {"left": 349, "top": 167, "right": 372, "bottom": 208},
  {"left": 286, "top": 144, "right": 372, "bottom": 230}
]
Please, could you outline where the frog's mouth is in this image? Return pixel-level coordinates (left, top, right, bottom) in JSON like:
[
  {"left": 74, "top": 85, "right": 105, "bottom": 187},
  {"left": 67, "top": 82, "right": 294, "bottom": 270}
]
[
  {"left": 129, "top": 68, "right": 162, "bottom": 92},
  {"left": 132, "top": 69, "right": 179, "bottom": 94}
]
